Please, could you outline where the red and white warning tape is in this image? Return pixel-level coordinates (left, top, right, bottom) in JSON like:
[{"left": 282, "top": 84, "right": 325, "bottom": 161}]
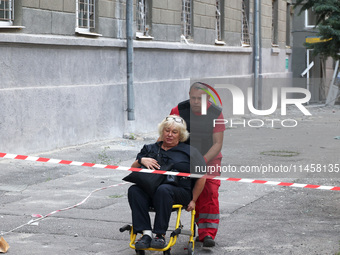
[{"left": 1, "top": 152, "right": 340, "bottom": 191}]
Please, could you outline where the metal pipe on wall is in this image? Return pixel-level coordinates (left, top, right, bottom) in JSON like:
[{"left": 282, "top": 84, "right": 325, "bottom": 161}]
[
  {"left": 126, "top": 0, "right": 135, "bottom": 120},
  {"left": 253, "top": 0, "right": 261, "bottom": 109}
]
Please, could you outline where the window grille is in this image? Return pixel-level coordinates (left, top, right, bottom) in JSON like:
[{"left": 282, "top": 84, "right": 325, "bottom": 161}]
[
  {"left": 136, "top": 0, "right": 153, "bottom": 39},
  {"left": 271, "top": 0, "right": 279, "bottom": 45},
  {"left": 216, "top": 0, "right": 222, "bottom": 41},
  {"left": 241, "top": 0, "right": 251, "bottom": 46},
  {"left": 76, "top": 0, "right": 95, "bottom": 32},
  {"left": 137, "top": 0, "right": 146, "bottom": 33},
  {"left": 182, "top": 0, "right": 192, "bottom": 38},
  {"left": 286, "top": 3, "right": 292, "bottom": 46},
  {"left": 0, "top": 0, "right": 14, "bottom": 25}
]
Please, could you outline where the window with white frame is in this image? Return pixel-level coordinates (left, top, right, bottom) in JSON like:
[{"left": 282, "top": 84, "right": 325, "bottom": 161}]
[
  {"left": 76, "top": 0, "right": 95, "bottom": 33},
  {"left": 305, "top": 8, "right": 317, "bottom": 28},
  {"left": 0, "top": 0, "right": 14, "bottom": 26},
  {"left": 272, "top": 0, "right": 279, "bottom": 46},
  {"left": 136, "top": 0, "right": 151, "bottom": 38},
  {"left": 241, "top": 0, "right": 251, "bottom": 46},
  {"left": 215, "top": 0, "right": 223, "bottom": 42},
  {"left": 182, "top": 0, "right": 192, "bottom": 39}
]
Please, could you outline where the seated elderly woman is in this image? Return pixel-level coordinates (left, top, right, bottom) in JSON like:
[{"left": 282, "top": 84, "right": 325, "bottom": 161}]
[{"left": 127, "top": 115, "right": 206, "bottom": 250}]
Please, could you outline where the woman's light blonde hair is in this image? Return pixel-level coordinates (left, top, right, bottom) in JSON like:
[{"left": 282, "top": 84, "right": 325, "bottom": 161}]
[{"left": 158, "top": 115, "right": 189, "bottom": 142}]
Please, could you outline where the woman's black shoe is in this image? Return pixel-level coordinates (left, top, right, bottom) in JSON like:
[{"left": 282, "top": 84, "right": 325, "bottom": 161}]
[
  {"left": 151, "top": 234, "right": 166, "bottom": 249},
  {"left": 135, "top": 235, "right": 152, "bottom": 249}
]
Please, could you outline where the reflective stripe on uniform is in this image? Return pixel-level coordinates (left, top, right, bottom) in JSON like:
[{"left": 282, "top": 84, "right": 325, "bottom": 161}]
[
  {"left": 198, "top": 222, "right": 219, "bottom": 229},
  {"left": 197, "top": 213, "right": 220, "bottom": 220}
]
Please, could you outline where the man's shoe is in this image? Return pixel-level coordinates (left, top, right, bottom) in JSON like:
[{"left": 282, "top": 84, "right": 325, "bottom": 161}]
[
  {"left": 203, "top": 236, "right": 215, "bottom": 247},
  {"left": 135, "top": 235, "right": 152, "bottom": 249}
]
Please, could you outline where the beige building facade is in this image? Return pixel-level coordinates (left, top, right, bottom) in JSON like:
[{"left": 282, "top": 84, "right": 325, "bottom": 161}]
[{"left": 0, "top": 0, "right": 294, "bottom": 153}]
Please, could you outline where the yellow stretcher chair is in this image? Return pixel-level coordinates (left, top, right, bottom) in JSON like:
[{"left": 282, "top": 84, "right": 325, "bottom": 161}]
[{"left": 120, "top": 204, "right": 196, "bottom": 255}]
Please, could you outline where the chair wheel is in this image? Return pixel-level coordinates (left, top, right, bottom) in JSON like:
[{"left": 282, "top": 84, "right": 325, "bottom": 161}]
[
  {"left": 188, "top": 242, "right": 194, "bottom": 255},
  {"left": 135, "top": 250, "right": 145, "bottom": 255},
  {"left": 163, "top": 248, "right": 171, "bottom": 255}
]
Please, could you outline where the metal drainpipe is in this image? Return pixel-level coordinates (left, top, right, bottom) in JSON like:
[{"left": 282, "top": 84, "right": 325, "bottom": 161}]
[
  {"left": 253, "top": 0, "right": 261, "bottom": 109},
  {"left": 126, "top": 0, "right": 135, "bottom": 120}
]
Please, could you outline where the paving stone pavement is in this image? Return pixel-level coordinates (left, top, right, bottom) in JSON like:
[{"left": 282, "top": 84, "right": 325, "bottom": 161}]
[{"left": 0, "top": 105, "right": 340, "bottom": 255}]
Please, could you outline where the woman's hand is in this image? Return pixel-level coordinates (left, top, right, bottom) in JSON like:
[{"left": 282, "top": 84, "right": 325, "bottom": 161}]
[
  {"left": 140, "top": 157, "right": 161, "bottom": 170},
  {"left": 186, "top": 200, "right": 196, "bottom": 212}
]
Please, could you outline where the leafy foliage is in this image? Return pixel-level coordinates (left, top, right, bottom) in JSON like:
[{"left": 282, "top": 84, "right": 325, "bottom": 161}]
[{"left": 295, "top": 0, "right": 340, "bottom": 59}]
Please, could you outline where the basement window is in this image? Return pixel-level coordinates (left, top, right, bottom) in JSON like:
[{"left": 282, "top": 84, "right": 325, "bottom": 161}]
[
  {"left": 272, "top": 0, "right": 279, "bottom": 46},
  {"left": 136, "top": 0, "right": 153, "bottom": 39},
  {"left": 182, "top": 0, "right": 193, "bottom": 39},
  {"left": 241, "top": 0, "right": 251, "bottom": 46},
  {"left": 215, "top": 0, "right": 225, "bottom": 45},
  {"left": 0, "top": 0, "right": 13, "bottom": 26},
  {"left": 76, "top": 0, "right": 101, "bottom": 36}
]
